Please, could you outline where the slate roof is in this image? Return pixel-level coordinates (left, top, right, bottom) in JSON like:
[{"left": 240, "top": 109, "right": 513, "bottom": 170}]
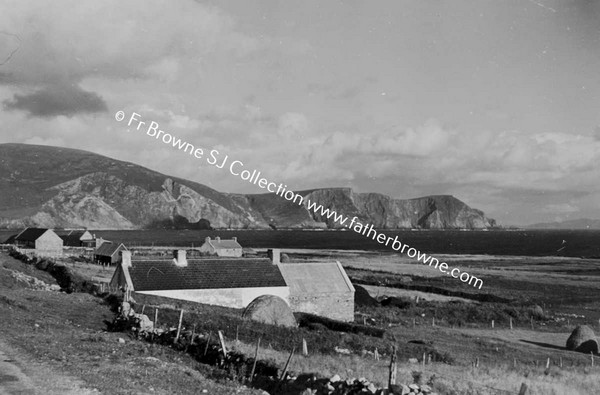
[
  {"left": 278, "top": 262, "right": 354, "bottom": 294},
  {"left": 128, "top": 258, "right": 286, "bottom": 291},
  {"left": 95, "top": 242, "right": 126, "bottom": 257},
  {"left": 14, "top": 228, "right": 50, "bottom": 242},
  {"left": 209, "top": 239, "right": 242, "bottom": 249},
  {"left": 3, "top": 234, "right": 17, "bottom": 244},
  {"left": 60, "top": 230, "right": 93, "bottom": 246}
]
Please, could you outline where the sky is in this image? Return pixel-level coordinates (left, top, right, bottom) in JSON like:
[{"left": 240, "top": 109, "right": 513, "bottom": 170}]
[{"left": 0, "top": 0, "right": 599, "bottom": 226}]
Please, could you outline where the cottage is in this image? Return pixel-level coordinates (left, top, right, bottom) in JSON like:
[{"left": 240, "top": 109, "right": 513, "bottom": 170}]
[
  {"left": 55, "top": 229, "right": 95, "bottom": 247},
  {"left": 197, "top": 236, "right": 243, "bottom": 257},
  {"left": 13, "top": 228, "right": 63, "bottom": 257},
  {"left": 273, "top": 249, "right": 355, "bottom": 322},
  {"left": 109, "top": 250, "right": 289, "bottom": 309},
  {"left": 95, "top": 242, "right": 127, "bottom": 265}
]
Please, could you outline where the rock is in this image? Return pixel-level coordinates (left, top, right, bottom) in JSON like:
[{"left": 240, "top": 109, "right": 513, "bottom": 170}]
[
  {"left": 420, "top": 384, "right": 432, "bottom": 393},
  {"left": 408, "top": 358, "right": 418, "bottom": 364},
  {"left": 409, "top": 384, "right": 420, "bottom": 391},
  {"left": 133, "top": 314, "right": 154, "bottom": 332},
  {"left": 117, "top": 337, "right": 125, "bottom": 344},
  {"left": 334, "top": 346, "right": 352, "bottom": 354},
  {"left": 330, "top": 374, "right": 341, "bottom": 383},
  {"left": 366, "top": 383, "right": 377, "bottom": 393}
]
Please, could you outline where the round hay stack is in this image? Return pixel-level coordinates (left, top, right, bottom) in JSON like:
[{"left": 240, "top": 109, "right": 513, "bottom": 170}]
[
  {"left": 354, "top": 285, "right": 379, "bottom": 307},
  {"left": 529, "top": 304, "right": 545, "bottom": 319},
  {"left": 243, "top": 295, "right": 297, "bottom": 327},
  {"left": 566, "top": 325, "right": 599, "bottom": 354}
]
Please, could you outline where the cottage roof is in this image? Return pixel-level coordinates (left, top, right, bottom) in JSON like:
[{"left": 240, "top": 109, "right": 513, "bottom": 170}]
[
  {"left": 3, "top": 234, "right": 17, "bottom": 244},
  {"left": 209, "top": 238, "right": 242, "bottom": 250},
  {"left": 95, "top": 242, "right": 126, "bottom": 257},
  {"left": 278, "top": 262, "right": 355, "bottom": 294},
  {"left": 14, "top": 228, "right": 51, "bottom": 242},
  {"left": 60, "top": 230, "right": 93, "bottom": 246},
  {"left": 127, "top": 258, "right": 286, "bottom": 291}
]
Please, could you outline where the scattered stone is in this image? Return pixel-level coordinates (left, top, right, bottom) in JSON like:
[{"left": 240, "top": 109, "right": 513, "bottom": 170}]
[
  {"left": 117, "top": 337, "right": 125, "bottom": 344},
  {"left": 330, "top": 374, "right": 341, "bottom": 383}
]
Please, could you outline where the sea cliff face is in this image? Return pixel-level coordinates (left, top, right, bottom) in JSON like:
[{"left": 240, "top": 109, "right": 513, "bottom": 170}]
[{"left": 0, "top": 143, "right": 495, "bottom": 230}]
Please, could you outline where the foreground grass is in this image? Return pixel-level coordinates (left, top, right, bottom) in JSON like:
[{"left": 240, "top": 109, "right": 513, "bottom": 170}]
[{"left": 0, "top": 254, "right": 262, "bottom": 395}]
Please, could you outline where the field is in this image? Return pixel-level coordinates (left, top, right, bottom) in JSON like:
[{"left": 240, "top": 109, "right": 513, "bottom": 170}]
[{"left": 2, "top": 230, "right": 600, "bottom": 394}]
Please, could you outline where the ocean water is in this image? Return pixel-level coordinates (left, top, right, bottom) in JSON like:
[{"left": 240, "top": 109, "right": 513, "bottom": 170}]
[{"left": 84, "top": 229, "right": 600, "bottom": 258}]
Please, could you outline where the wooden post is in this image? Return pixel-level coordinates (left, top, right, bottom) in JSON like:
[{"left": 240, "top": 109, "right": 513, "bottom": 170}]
[
  {"left": 510, "top": 317, "right": 513, "bottom": 330},
  {"left": 530, "top": 317, "right": 534, "bottom": 330},
  {"left": 250, "top": 337, "right": 261, "bottom": 383},
  {"left": 475, "top": 357, "right": 479, "bottom": 368},
  {"left": 559, "top": 357, "right": 563, "bottom": 368},
  {"left": 218, "top": 330, "right": 228, "bottom": 357},
  {"left": 190, "top": 324, "right": 196, "bottom": 346},
  {"left": 546, "top": 358, "right": 550, "bottom": 369},
  {"left": 154, "top": 308, "right": 159, "bottom": 328},
  {"left": 491, "top": 320, "right": 494, "bottom": 329},
  {"left": 413, "top": 318, "right": 416, "bottom": 327},
  {"left": 518, "top": 382, "right": 528, "bottom": 395},
  {"left": 388, "top": 345, "right": 397, "bottom": 387},
  {"left": 279, "top": 347, "right": 295, "bottom": 382},
  {"left": 302, "top": 338, "right": 308, "bottom": 356},
  {"left": 513, "top": 357, "right": 517, "bottom": 368},
  {"left": 174, "top": 309, "right": 184, "bottom": 344},
  {"left": 415, "top": 295, "right": 419, "bottom": 304},
  {"left": 235, "top": 325, "right": 239, "bottom": 344},
  {"left": 141, "top": 304, "right": 145, "bottom": 315},
  {"left": 432, "top": 317, "right": 435, "bottom": 327},
  {"left": 204, "top": 332, "right": 212, "bottom": 356},
  {"left": 591, "top": 352, "right": 594, "bottom": 366},
  {"left": 374, "top": 347, "right": 380, "bottom": 361},
  {"left": 422, "top": 352, "right": 426, "bottom": 367}
]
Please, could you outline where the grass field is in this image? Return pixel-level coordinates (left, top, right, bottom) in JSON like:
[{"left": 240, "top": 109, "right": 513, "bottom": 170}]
[{"left": 3, "top": 246, "right": 600, "bottom": 394}]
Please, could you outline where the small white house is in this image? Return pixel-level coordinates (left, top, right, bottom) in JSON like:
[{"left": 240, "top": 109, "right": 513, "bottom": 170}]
[
  {"left": 109, "top": 250, "right": 289, "bottom": 309},
  {"left": 197, "top": 236, "right": 243, "bottom": 257}
]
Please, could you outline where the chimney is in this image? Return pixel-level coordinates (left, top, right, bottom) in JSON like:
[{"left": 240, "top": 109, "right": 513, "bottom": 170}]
[
  {"left": 215, "top": 236, "right": 221, "bottom": 242},
  {"left": 173, "top": 249, "right": 188, "bottom": 267},
  {"left": 268, "top": 249, "right": 280, "bottom": 265},
  {"left": 121, "top": 250, "right": 132, "bottom": 267}
]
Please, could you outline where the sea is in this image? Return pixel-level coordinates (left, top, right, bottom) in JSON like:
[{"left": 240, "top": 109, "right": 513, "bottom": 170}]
[{"left": 7, "top": 229, "right": 591, "bottom": 258}]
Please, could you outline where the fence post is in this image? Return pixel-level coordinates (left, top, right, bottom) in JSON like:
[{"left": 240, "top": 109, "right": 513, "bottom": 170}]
[
  {"left": 279, "top": 347, "right": 295, "bottom": 382},
  {"left": 154, "top": 308, "right": 159, "bottom": 328},
  {"left": 388, "top": 345, "right": 397, "bottom": 387},
  {"left": 302, "top": 338, "right": 308, "bottom": 356},
  {"left": 204, "top": 332, "right": 212, "bottom": 356},
  {"left": 218, "top": 330, "right": 228, "bottom": 357},
  {"left": 518, "top": 382, "right": 528, "bottom": 395},
  {"left": 250, "top": 337, "right": 261, "bottom": 383},
  {"left": 510, "top": 317, "right": 513, "bottom": 330}
]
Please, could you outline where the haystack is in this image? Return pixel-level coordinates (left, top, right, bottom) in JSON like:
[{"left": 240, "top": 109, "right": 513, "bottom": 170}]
[
  {"left": 354, "top": 285, "right": 379, "bottom": 307},
  {"left": 566, "top": 325, "right": 599, "bottom": 354},
  {"left": 243, "top": 295, "right": 296, "bottom": 327}
]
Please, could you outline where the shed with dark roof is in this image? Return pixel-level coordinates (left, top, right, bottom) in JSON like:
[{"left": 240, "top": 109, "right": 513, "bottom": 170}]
[
  {"left": 56, "top": 229, "right": 95, "bottom": 247},
  {"left": 110, "top": 250, "right": 289, "bottom": 309},
  {"left": 94, "top": 242, "right": 127, "bottom": 265}
]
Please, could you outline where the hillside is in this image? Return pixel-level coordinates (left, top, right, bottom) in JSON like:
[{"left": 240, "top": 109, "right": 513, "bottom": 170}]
[{"left": 0, "top": 143, "right": 495, "bottom": 230}]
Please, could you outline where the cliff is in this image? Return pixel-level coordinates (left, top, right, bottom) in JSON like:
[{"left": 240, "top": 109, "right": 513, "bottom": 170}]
[{"left": 0, "top": 143, "right": 496, "bottom": 230}]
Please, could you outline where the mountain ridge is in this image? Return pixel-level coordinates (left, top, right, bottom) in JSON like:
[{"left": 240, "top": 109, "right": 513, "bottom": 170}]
[{"left": 0, "top": 143, "right": 496, "bottom": 230}]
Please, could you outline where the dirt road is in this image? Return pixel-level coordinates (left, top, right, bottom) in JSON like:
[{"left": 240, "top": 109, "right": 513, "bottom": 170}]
[{"left": 0, "top": 339, "right": 95, "bottom": 395}]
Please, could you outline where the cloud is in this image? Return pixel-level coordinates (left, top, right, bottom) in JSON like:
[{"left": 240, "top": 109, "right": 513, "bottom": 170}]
[{"left": 3, "top": 84, "right": 107, "bottom": 117}]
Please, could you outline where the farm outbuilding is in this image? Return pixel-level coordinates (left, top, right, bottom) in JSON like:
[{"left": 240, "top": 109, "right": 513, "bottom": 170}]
[
  {"left": 197, "top": 236, "right": 243, "bottom": 257},
  {"left": 273, "top": 249, "right": 355, "bottom": 322},
  {"left": 56, "top": 229, "right": 95, "bottom": 247},
  {"left": 94, "top": 242, "right": 127, "bottom": 265},
  {"left": 12, "top": 228, "right": 63, "bottom": 257},
  {"left": 110, "top": 250, "right": 289, "bottom": 309}
]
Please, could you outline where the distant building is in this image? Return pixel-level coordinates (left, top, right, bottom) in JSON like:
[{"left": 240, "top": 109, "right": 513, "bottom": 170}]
[
  {"left": 197, "top": 236, "right": 243, "bottom": 257},
  {"left": 13, "top": 228, "right": 63, "bottom": 257},
  {"left": 94, "top": 242, "right": 127, "bottom": 265},
  {"left": 273, "top": 249, "right": 355, "bottom": 322},
  {"left": 55, "top": 229, "right": 95, "bottom": 247},
  {"left": 110, "top": 250, "right": 289, "bottom": 309}
]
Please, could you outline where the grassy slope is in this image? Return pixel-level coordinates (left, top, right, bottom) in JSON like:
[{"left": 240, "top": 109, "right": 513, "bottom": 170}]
[
  {"left": 0, "top": 143, "right": 243, "bottom": 217},
  {"left": 0, "top": 252, "right": 261, "bottom": 395}
]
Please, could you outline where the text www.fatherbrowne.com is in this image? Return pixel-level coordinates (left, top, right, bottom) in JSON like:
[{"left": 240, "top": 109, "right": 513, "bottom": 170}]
[{"left": 116, "top": 110, "right": 483, "bottom": 289}]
